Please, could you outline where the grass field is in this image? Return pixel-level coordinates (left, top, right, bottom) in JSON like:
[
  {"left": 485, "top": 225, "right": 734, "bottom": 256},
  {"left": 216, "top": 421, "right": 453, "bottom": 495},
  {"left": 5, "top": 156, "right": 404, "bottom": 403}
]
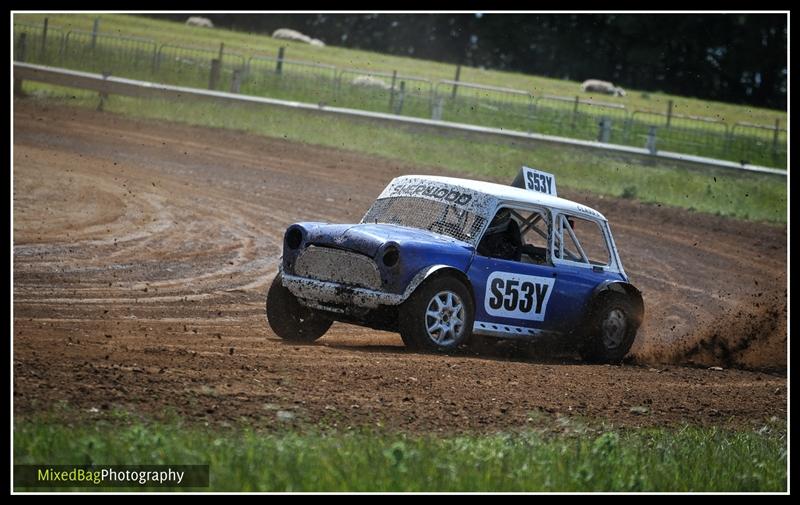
[
  {"left": 13, "top": 414, "right": 787, "bottom": 492},
  {"left": 12, "top": 14, "right": 788, "bottom": 168},
  {"left": 18, "top": 82, "right": 788, "bottom": 224},
  {"left": 13, "top": 13, "right": 787, "bottom": 127}
]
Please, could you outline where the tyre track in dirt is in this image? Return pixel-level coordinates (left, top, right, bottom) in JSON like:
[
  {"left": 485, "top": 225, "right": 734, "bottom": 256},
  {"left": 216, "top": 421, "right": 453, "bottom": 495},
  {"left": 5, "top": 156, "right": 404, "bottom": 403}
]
[{"left": 13, "top": 101, "right": 786, "bottom": 432}]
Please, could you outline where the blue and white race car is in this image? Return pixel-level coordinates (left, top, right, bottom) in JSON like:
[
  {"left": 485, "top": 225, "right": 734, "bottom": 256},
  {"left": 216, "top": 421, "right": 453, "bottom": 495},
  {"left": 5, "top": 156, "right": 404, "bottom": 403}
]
[{"left": 267, "top": 167, "right": 643, "bottom": 362}]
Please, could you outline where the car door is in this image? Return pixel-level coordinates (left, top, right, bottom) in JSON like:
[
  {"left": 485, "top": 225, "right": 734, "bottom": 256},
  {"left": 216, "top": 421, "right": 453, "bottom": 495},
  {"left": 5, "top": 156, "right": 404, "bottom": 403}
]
[
  {"left": 546, "top": 211, "right": 628, "bottom": 334},
  {"left": 468, "top": 205, "right": 567, "bottom": 338}
]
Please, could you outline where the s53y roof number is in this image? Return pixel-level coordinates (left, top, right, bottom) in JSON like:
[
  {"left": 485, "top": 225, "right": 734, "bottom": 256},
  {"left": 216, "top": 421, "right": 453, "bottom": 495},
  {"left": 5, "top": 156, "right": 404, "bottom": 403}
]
[{"left": 520, "top": 166, "right": 557, "bottom": 196}]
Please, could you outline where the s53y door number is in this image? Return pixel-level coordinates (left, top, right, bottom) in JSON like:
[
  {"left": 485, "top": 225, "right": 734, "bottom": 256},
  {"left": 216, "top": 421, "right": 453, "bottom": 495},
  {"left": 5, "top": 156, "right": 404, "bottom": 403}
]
[{"left": 485, "top": 272, "right": 555, "bottom": 321}]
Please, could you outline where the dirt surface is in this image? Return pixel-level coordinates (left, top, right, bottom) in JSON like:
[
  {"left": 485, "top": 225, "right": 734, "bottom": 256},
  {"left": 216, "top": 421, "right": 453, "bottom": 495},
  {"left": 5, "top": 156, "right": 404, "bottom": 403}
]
[{"left": 13, "top": 101, "right": 787, "bottom": 432}]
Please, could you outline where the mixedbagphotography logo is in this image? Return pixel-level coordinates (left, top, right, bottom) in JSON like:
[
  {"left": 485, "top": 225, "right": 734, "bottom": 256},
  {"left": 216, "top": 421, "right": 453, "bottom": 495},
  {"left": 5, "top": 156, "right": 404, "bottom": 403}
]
[{"left": 14, "top": 465, "right": 209, "bottom": 489}]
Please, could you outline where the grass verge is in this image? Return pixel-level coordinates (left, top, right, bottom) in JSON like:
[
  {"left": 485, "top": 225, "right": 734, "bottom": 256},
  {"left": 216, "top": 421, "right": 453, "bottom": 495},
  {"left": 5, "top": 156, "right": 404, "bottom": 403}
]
[
  {"left": 13, "top": 414, "right": 787, "bottom": 492},
  {"left": 18, "top": 82, "right": 787, "bottom": 224}
]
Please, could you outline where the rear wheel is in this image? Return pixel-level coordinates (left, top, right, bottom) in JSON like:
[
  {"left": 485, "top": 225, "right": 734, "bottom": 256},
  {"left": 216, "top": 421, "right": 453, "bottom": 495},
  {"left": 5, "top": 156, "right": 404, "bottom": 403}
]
[
  {"left": 266, "top": 273, "right": 332, "bottom": 342},
  {"left": 579, "top": 292, "right": 639, "bottom": 363},
  {"left": 399, "top": 274, "right": 474, "bottom": 351}
]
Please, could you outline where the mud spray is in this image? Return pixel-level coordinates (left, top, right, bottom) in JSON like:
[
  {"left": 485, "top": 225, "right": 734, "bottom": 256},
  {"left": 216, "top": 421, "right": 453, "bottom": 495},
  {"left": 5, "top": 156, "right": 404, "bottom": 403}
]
[{"left": 631, "top": 289, "right": 787, "bottom": 371}]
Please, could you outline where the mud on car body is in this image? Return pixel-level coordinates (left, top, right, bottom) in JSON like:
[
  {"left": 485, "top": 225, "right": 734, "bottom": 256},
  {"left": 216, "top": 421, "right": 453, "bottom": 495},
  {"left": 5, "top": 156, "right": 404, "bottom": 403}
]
[{"left": 267, "top": 167, "right": 643, "bottom": 362}]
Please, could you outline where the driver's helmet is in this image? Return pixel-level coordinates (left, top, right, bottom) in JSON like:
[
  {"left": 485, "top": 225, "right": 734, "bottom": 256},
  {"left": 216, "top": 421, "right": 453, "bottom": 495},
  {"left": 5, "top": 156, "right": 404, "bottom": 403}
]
[{"left": 485, "top": 208, "right": 513, "bottom": 235}]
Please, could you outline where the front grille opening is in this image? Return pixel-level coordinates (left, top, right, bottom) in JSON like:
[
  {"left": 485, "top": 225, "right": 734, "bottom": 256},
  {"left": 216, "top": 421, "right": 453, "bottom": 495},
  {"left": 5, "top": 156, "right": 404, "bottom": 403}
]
[{"left": 294, "top": 246, "right": 381, "bottom": 290}]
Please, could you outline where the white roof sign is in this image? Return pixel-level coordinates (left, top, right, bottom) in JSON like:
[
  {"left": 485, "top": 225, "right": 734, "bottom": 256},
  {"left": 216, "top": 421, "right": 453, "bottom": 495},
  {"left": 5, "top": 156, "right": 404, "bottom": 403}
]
[{"left": 512, "top": 166, "right": 558, "bottom": 196}]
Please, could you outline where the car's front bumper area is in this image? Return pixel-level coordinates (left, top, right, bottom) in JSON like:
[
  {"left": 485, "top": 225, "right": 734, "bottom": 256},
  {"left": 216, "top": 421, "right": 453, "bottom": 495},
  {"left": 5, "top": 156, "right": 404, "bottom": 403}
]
[{"left": 281, "top": 272, "right": 405, "bottom": 310}]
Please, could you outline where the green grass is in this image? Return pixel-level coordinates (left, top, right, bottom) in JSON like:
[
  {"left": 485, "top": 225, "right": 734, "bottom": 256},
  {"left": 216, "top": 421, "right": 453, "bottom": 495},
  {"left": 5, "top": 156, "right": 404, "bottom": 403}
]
[
  {"left": 18, "top": 82, "right": 788, "bottom": 224},
  {"left": 13, "top": 416, "right": 787, "bottom": 492},
  {"left": 12, "top": 13, "right": 787, "bottom": 127},
  {"left": 12, "top": 14, "right": 787, "bottom": 168}
]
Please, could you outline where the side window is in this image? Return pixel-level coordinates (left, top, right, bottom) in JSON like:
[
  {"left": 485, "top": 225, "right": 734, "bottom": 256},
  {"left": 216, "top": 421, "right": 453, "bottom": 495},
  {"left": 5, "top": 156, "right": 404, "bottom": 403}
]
[
  {"left": 477, "top": 206, "right": 550, "bottom": 265},
  {"left": 512, "top": 208, "right": 550, "bottom": 265},
  {"left": 554, "top": 214, "right": 611, "bottom": 266}
]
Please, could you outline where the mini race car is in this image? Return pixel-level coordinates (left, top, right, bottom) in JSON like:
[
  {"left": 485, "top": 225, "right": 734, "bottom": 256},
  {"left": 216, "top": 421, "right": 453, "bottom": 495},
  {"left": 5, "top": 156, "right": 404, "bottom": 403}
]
[{"left": 266, "top": 167, "right": 643, "bottom": 362}]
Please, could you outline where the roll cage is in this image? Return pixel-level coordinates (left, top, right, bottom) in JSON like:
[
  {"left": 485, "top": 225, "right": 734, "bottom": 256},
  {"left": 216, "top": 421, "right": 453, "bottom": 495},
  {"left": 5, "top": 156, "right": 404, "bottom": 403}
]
[{"left": 478, "top": 203, "right": 626, "bottom": 276}]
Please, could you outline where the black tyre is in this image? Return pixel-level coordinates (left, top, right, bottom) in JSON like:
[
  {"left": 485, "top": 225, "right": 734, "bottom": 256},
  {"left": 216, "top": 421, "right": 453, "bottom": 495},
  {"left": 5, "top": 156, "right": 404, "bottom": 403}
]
[
  {"left": 398, "top": 327, "right": 420, "bottom": 350},
  {"left": 266, "top": 273, "right": 332, "bottom": 342},
  {"left": 579, "top": 292, "right": 639, "bottom": 363},
  {"left": 399, "top": 274, "right": 474, "bottom": 351}
]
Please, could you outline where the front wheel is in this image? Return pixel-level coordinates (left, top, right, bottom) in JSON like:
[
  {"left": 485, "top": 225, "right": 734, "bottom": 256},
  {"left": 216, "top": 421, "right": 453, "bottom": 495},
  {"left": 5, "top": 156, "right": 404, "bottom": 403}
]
[
  {"left": 579, "top": 292, "right": 639, "bottom": 363},
  {"left": 266, "top": 273, "right": 332, "bottom": 342},
  {"left": 399, "top": 274, "right": 474, "bottom": 351}
]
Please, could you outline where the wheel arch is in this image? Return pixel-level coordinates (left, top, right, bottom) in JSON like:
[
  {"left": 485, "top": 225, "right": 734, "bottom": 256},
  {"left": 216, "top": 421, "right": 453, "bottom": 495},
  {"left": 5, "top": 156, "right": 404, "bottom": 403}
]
[
  {"left": 405, "top": 265, "right": 475, "bottom": 306},
  {"left": 590, "top": 280, "right": 644, "bottom": 327}
]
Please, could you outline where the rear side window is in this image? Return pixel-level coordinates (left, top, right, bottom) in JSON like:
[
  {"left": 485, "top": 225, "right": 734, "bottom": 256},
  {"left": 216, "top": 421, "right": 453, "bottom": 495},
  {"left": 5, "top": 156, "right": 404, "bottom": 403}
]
[{"left": 554, "top": 214, "right": 611, "bottom": 266}]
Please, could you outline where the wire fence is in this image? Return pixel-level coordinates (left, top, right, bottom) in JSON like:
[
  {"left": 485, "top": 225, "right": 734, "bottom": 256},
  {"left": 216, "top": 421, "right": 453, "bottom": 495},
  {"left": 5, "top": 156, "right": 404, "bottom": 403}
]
[
  {"left": 155, "top": 44, "right": 246, "bottom": 90},
  {"left": 244, "top": 56, "right": 338, "bottom": 104},
  {"left": 13, "top": 22, "right": 67, "bottom": 65},
  {"left": 534, "top": 95, "right": 630, "bottom": 143},
  {"left": 434, "top": 80, "right": 534, "bottom": 132},
  {"left": 64, "top": 30, "right": 157, "bottom": 78},
  {"left": 729, "top": 122, "right": 788, "bottom": 169},
  {"left": 13, "top": 21, "right": 788, "bottom": 170},
  {"left": 337, "top": 69, "right": 433, "bottom": 116}
]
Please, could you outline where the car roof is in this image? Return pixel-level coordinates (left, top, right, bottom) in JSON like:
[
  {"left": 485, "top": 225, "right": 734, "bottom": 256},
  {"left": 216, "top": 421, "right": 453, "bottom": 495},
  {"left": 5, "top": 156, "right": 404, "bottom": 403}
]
[{"left": 401, "top": 175, "right": 608, "bottom": 222}]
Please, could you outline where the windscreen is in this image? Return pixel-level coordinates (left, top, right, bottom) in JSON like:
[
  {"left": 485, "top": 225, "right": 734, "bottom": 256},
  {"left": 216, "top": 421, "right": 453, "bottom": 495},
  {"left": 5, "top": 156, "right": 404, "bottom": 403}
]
[{"left": 362, "top": 196, "right": 487, "bottom": 245}]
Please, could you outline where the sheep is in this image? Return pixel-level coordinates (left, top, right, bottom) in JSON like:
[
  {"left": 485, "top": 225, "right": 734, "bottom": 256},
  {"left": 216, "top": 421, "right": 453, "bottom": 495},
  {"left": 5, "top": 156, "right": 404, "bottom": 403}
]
[
  {"left": 351, "top": 75, "right": 392, "bottom": 90},
  {"left": 272, "top": 28, "right": 325, "bottom": 47},
  {"left": 580, "top": 79, "right": 626, "bottom": 97},
  {"left": 185, "top": 16, "right": 214, "bottom": 28}
]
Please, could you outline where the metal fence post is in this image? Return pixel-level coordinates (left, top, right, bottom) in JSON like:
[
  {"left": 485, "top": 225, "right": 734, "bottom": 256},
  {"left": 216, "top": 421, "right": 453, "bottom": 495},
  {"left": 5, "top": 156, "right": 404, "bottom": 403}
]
[
  {"left": 646, "top": 126, "right": 658, "bottom": 154},
  {"left": 333, "top": 69, "right": 341, "bottom": 98},
  {"left": 57, "top": 32, "right": 64, "bottom": 63},
  {"left": 622, "top": 115, "right": 632, "bottom": 144},
  {"left": 451, "top": 64, "right": 461, "bottom": 99},
  {"left": 150, "top": 45, "right": 158, "bottom": 75},
  {"left": 432, "top": 95, "right": 444, "bottom": 120},
  {"left": 389, "top": 70, "right": 397, "bottom": 112},
  {"left": 666, "top": 99, "right": 673, "bottom": 128},
  {"left": 571, "top": 95, "right": 579, "bottom": 130},
  {"left": 527, "top": 95, "right": 535, "bottom": 134},
  {"left": 230, "top": 68, "right": 242, "bottom": 93},
  {"left": 16, "top": 32, "right": 27, "bottom": 62},
  {"left": 772, "top": 119, "right": 780, "bottom": 164},
  {"left": 394, "top": 81, "right": 406, "bottom": 115},
  {"left": 722, "top": 128, "right": 733, "bottom": 159},
  {"left": 276, "top": 46, "right": 285, "bottom": 75},
  {"left": 209, "top": 59, "right": 221, "bottom": 90},
  {"left": 61, "top": 31, "right": 69, "bottom": 62},
  {"left": 91, "top": 18, "right": 100, "bottom": 49},
  {"left": 598, "top": 117, "right": 611, "bottom": 143},
  {"left": 40, "top": 18, "right": 48, "bottom": 61},
  {"left": 14, "top": 34, "right": 25, "bottom": 93},
  {"left": 97, "top": 71, "right": 111, "bottom": 111}
]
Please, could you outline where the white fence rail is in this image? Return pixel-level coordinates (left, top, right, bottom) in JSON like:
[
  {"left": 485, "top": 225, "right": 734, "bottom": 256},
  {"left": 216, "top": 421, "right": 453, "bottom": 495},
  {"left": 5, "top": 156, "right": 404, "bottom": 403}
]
[{"left": 13, "top": 62, "right": 787, "bottom": 178}]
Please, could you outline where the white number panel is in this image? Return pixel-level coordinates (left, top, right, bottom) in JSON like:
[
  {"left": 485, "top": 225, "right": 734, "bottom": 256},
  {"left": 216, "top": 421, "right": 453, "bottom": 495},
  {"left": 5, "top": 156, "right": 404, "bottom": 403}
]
[{"left": 484, "top": 271, "right": 555, "bottom": 321}]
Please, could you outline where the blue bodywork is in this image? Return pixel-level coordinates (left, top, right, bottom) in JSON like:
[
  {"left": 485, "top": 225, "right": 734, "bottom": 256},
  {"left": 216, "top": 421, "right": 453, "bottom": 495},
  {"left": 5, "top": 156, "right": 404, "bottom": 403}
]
[
  {"left": 280, "top": 215, "right": 634, "bottom": 342},
  {"left": 467, "top": 255, "right": 627, "bottom": 337}
]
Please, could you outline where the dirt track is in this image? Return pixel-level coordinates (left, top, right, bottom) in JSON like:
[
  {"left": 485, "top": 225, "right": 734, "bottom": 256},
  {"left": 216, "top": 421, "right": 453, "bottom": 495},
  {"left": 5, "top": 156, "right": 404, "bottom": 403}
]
[{"left": 13, "top": 101, "right": 787, "bottom": 431}]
